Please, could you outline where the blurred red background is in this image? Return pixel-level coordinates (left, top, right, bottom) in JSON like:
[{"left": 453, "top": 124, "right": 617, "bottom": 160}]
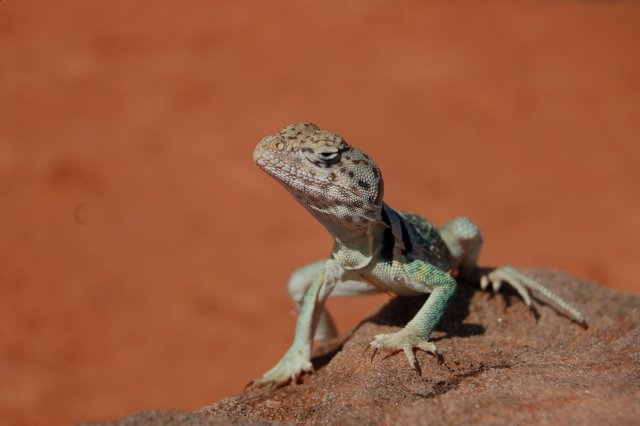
[{"left": 1, "top": 1, "right": 639, "bottom": 425}]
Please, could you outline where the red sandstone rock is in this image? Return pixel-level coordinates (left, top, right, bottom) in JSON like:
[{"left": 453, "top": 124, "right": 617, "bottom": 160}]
[{"left": 89, "top": 271, "right": 640, "bottom": 425}]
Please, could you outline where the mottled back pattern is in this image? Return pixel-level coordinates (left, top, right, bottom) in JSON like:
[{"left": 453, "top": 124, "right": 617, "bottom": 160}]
[{"left": 398, "top": 211, "right": 449, "bottom": 270}]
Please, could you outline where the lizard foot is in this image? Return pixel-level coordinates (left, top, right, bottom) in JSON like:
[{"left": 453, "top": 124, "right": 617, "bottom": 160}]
[
  {"left": 479, "top": 265, "right": 587, "bottom": 325},
  {"left": 249, "top": 349, "right": 313, "bottom": 388},
  {"left": 369, "top": 328, "right": 436, "bottom": 371},
  {"left": 479, "top": 265, "right": 533, "bottom": 307}
]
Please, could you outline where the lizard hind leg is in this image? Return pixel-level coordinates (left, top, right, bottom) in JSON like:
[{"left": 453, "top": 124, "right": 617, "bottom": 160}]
[
  {"left": 288, "top": 260, "right": 338, "bottom": 343},
  {"left": 438, "top": 217, "right": 586, "bottom": 325},
  {"left": 438, "top": 216, "right": 484, "bottom": 276},
  {"left": 481, "top": 266, "right": 587, "bottom": 325}
]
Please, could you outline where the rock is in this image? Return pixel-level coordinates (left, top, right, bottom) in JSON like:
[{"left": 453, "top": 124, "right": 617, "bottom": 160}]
[
  {"left": 88, "top": 271, "right": 640, "bottom": 425},
  {"left": 79, "top": 410, "right": 280, "bottom": 426}
]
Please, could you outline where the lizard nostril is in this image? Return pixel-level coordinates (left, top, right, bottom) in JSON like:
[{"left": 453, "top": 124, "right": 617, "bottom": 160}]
[{"left": 275, "top": 141, "right": 285, "bottom": 151}]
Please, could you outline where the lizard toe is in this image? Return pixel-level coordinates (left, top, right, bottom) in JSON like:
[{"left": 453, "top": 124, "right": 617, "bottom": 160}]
[
  {"left": 250, "top": 351, "right": 313, "bottom": 388},
  {"left": 481, "top": 266, "right": 533, "bottom": 306},
  {"left": 369, "top": 329, "right": 437, "bottom": 370}
]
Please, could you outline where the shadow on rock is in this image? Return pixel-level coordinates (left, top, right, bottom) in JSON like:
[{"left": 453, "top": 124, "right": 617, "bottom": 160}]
[
  {"left": 366, "top": 280, "right": 485, "bottom": 339},
  {"left": 312, "top": 281, "right": 485, "bottom": 370}
]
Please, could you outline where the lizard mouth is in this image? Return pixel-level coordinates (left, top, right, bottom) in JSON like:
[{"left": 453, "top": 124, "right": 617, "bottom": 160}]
[
  {"left": 252, "top": 140, "right": 270, "bottom": 166},
  {"left": 254, "top": 151, "right": 360, "bottom": 200}
]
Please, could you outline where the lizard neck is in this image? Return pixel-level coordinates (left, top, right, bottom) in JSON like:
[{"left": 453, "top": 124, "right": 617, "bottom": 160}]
[
  {"left": 330, "top": 230, "right": 380, "bottom": 271},
  {"left": 325, "top": 213, "right": 386, "bottom": 271}
]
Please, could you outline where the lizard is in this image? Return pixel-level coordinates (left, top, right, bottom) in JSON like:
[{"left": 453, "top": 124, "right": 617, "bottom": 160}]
[{"left": 251, "top": 122, "right": 586, "bottom": 386}]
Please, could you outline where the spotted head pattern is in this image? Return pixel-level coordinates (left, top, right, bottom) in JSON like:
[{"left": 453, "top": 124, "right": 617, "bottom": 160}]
[{"left": 253, "top": 123, "right": 384, "bottom": 233}]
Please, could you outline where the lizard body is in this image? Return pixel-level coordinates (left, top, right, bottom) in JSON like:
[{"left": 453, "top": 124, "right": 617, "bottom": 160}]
[{"left": 252, "top": 122, "right": 586, "bottom": 386}]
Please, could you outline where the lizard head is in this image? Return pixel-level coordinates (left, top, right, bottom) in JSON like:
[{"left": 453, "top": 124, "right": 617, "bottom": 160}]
[{"left": 253, "top": 123, "right": 384, "bottom": 233}]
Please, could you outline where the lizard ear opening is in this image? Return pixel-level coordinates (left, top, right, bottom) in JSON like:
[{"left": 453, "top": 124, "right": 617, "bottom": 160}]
[{"left": 373, "top": 173, "right": 384, "bottom": 207}]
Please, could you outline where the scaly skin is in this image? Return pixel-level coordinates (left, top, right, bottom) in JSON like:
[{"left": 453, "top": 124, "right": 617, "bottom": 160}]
[{"left": 251, "top": 122, "right": 586, "bottom": 386}]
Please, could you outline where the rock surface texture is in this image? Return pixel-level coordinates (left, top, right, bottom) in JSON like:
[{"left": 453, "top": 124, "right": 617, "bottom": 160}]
[{"left": 88, "top": 271, "right": 640, "bottom": 425}]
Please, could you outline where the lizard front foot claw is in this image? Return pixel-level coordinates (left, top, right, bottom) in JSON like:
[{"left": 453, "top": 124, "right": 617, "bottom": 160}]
[
  {"left": 249, "top": 349, "right": 313, "bottom": 388},
  {"left": 369, "top": 328, "right": 436, "bottom": 371}
]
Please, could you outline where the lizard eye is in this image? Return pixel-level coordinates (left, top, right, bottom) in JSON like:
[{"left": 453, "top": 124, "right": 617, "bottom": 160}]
[
  {"left": 306, "top": 147, "right": 341, "bottom": 166},
  {"left": 318, "top": 151, "right": 339, "bottom": 161}
]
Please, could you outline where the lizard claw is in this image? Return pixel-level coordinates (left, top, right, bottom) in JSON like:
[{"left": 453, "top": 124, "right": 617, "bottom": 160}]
[
  {"left": 369, "top": 328, "right": 437, "bottom": 371},
  {"left": 370, "top": 347, "right": 379, "bottom": 363},
  {"left": 248, "top": 348, "right": 313, "bottom": 388},
  {"left": 362, "top": 344, "right": 379, "bottom": 363}
]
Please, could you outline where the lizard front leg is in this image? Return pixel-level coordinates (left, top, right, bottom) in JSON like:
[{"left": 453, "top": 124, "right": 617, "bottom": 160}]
[
  {"left": 288, "top": 260, "right": 383, "bottom": 344},
  {"left": 251, "top": 260, "right": 340, "bottom": 386},
  {"left": 370, "top": 261, "right": 457, "bottom": 369}
]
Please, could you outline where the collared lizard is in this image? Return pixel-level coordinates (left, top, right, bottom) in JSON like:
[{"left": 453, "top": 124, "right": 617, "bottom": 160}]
[{"left": 251, "top": 122, "right": 586, "bottom": 386}]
